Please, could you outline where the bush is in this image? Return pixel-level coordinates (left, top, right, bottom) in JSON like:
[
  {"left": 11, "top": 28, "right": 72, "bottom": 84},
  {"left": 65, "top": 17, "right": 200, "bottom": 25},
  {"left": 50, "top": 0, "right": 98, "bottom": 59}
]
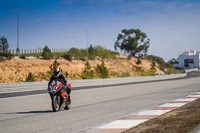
[
  {"left": 20, "top": 55, "right": 26, "bottom": 59},
  {"left": 64, "top": 71, "right": 69, "bottom": 78},
  {"left": 0, "top": 52, "right": 14, "bottom": 59},
  {"left": 82, "top": 61, "right": 95, "bottom": 79},
  {"left": 151, "top": 61, "right": 156, "bottom": 70},
  {"left": 26, "top": 72, "right": 36, "bottom": 82},
  {"left": 135, "top": 66, "right": 144, "bottom": 71},
  {"left": 68, "top": 48, "right": 88, "bottom": 60},
  {"left": 49, "top": 59, "right": 60, "bottom": 71},
  {"left": 96, "top": 61, "right": 109, "bottom": 78},
  {"left": 63, "top": 54, "right": 72, "bottom": 61},
  {"left": 134, "top": 69, "right": 156, "bottom": 76},
  {"left": 110, "top": 72, "right": 131, "bottom": 78},
  {"left": 42, "top": 46, "right": 53, "bottom": 59},
  {"left": 166, "top": 67, "right": 176, "bottom": 74},
  {"left": 93, "top": 46, "right": 118, "bottom": 59},
  {"left": 66, "top": 46, "right": 119, "bottom": 61},
  {"left": 135, "top": 58, "right": 142, "bottom": 65}
]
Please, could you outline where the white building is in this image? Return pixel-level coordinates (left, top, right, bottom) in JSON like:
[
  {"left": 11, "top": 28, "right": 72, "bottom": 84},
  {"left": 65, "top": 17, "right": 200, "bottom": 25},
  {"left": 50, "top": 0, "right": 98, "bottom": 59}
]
[{"left": 179, "top": 50, "right": 200, "bottom": 69}]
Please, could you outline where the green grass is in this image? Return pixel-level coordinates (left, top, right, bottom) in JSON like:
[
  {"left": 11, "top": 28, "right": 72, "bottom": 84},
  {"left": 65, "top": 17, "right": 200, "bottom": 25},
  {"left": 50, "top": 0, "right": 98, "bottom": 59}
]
[{"left": 20, "top": 53, "right": 42, "bottom": 57}]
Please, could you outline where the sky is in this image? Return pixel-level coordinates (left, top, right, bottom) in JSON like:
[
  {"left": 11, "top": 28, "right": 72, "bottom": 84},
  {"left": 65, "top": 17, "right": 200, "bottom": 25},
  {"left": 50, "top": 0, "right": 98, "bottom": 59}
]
[{"left": 0, "top": 0, "right": 200, "bottom": 61}]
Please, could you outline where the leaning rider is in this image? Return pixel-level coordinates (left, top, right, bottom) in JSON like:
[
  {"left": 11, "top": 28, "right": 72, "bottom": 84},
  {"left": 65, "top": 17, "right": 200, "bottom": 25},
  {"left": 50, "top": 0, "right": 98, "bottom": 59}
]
[{"left": 48, "top": 68, "right": 71, "bottom": 104}]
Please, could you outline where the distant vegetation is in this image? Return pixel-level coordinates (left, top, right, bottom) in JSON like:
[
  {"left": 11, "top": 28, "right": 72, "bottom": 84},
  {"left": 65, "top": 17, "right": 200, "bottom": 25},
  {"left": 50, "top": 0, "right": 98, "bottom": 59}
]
[
  {"left": 18, "top": 45, "right": 119, "bottom": 61},
  {"left": 63, "top": 45, "right": 119, "bottom": 61},
  {"left": 42, "top": 46, "right": 53, "bottom": 59},
  {"left": 146, "top": 55, "right": 177, "bottom": 74},
  {"left": 115, "top": 28, "right": 150, "bottom": 58},
  {"left": 0, "top": 36, "right": 9, "bottom": 53},
  {"left": 0, "top": 36, "right": 14, "bottom": 60}
]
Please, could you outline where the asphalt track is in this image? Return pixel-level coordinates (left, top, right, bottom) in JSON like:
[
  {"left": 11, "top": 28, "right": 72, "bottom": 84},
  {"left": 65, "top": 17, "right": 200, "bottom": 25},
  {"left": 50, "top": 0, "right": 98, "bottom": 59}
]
[{"left": 0, "top": 72, "right": 200, "bottom": 133}]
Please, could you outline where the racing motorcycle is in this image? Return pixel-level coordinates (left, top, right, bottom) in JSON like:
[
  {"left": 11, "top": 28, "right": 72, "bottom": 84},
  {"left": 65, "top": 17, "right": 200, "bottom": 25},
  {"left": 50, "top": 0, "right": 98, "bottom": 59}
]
[{"left": 48, "top": 80, "right": 71, "bottom": 112}]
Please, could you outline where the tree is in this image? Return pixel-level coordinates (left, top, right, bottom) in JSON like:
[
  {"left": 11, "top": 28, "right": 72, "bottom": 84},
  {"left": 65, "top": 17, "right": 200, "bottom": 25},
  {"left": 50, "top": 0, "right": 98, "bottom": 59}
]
[
  {"left": 26, "top": 72, "right": 36, "bottom": 82},
  {"left": 82, "top": 61, "right": 95, "bottom": 79},
  {"left": 96, "top": 61, "right": 109, "bottom": 78},
  {"left": 143, "top": 43, "right": 150, "bottom": 56},
  {"left": 114, "top": 29, "right": 150, "bottom": 57},
  {"left": 0, "top": 36, "right": 9, "bottom": 53},
  {"left": 88, "top": 45, "right": 94, "bottom": 54},
  {"left": 42, "top": 46, "right": 53, "bottom": 59},
  {"left": 49, "top": 59, "right": 60, "bottom": 71},
  {"left": 168, "top": 58, "right": 178, "bottom": 64}
]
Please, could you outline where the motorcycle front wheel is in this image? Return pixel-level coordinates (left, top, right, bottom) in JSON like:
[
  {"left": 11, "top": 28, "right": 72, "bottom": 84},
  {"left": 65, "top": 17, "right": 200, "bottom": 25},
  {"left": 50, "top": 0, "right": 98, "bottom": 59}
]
[{"left": 52, "top": 95, "right": 60, "bottom": 112}]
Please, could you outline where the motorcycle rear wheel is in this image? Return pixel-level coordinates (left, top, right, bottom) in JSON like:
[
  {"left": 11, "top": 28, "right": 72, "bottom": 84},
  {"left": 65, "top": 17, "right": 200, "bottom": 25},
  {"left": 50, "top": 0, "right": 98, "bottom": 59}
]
[{"left": 52, "top": 95, "right": 59, "bottom": 112}]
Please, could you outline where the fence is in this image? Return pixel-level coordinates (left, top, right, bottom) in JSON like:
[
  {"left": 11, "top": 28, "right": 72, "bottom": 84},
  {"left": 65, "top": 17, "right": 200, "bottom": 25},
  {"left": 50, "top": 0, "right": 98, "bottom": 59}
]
[{"left": 9, "top": 48, "right": 68, "bottom": 55}]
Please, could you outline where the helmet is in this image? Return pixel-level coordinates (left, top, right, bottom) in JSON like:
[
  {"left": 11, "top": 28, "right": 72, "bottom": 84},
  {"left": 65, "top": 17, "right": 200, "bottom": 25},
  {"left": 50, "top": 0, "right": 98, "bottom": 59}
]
[{"left": 53, "top": 68, "right": 60, "bottom": 77}]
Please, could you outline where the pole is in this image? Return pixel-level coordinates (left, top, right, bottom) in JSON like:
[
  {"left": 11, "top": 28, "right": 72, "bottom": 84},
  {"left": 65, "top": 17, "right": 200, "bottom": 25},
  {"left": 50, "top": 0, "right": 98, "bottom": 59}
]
[
  {"left": 16, "top": 9, "right": 20, "bottom": 56},
  {"left": 87, "top": 30, "right": 89, "bottom": 49}
]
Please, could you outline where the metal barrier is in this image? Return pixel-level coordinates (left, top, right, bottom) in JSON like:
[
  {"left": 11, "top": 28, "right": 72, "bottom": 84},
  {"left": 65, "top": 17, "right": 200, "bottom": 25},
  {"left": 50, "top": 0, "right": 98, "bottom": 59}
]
[{"left": 0, "top": 73, "right": 186, "bottom": 93}]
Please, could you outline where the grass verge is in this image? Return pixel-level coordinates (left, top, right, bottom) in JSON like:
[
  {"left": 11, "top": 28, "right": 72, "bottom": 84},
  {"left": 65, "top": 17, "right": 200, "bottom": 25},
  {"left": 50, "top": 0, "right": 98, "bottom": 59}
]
[{"left": 122, "top": 98, "right": 200, "bottom": 133}]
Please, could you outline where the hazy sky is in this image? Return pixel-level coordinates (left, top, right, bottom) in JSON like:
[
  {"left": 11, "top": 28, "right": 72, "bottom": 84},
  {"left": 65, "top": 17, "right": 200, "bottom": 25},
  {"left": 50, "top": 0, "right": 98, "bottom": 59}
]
[{"left": 0, "top": 0, "right": 200, "bottom": 61}]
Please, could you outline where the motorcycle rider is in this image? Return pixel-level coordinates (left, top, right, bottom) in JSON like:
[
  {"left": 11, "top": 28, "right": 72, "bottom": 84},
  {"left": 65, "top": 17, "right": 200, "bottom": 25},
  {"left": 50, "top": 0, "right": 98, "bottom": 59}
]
[{"left": 48, "top": 67, "right": 71, "bottom": 104}]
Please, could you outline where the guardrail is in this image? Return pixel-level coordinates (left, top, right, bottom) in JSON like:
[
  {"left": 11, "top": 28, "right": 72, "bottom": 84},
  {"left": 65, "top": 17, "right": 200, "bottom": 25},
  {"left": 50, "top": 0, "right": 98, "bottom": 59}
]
[
  {"left": 184, "top": 68, "right": 199, "bottom": 73},
  {"left": 0, "top": 73, "right": 187, "bottom": 93}
]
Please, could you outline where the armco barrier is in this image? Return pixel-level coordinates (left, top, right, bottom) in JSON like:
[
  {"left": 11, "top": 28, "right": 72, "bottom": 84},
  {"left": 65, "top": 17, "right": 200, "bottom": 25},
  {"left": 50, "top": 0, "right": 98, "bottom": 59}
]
[{"left": 0, "top": 73, "right": 187, "bottom": 93}]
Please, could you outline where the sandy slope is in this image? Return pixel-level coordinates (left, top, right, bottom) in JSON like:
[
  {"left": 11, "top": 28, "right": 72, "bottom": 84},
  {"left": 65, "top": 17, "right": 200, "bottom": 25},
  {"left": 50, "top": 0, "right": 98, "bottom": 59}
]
[{"left": 0, "top": 56, "right": 163, "bottom": 83}]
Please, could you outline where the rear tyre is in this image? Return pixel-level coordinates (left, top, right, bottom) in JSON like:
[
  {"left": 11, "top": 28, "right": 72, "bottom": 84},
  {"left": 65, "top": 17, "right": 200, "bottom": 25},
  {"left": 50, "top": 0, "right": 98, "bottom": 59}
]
[{"left": 52, "top": 95, "right": 59, "bottom": 112}]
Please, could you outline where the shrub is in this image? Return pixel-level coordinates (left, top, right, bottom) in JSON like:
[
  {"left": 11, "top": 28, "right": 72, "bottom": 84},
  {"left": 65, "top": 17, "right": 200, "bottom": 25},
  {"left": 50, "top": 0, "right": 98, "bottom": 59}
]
[
  {"left": 0, "top": 52, "right": 14, "bottom": 59},
  {"left": 26, "top": 72, "right": 36, "bottom": 82},
  {"left": 93, "top": 46, "right": 118, "bottom": 59},
  {"left": 47, "top": 59, "right": 61, "bottom": 78},
  {"left": 166, "top": 67, "right": 176, "bottom": 74},
  {"left": 63, "top": 54, "right": 72, "bottom": 61},
  {"left": 110, "top": 72, "right": 131, "bottom": 78},
  {"left": 68, "top": 48, "right": 88, "bottom": 60},
  {"left": 82, "top": 61, "right": 95, "bottom": 79},
  {"left": 135, "top": 66, "right": 144, "bottom": 71},
  {"left": 64, "top": 71, "right": 69, "bottom": 78},
  {"left": 151, "top": 61, "right": 156, "bottom": 70},
  {"left": 42, "top": 46, "right": 53, "bottom": 59},
  {"left": 135, "top": 58, "right": 142, "bottom": 65},
  {"left": 20, "top": 55, "right": 26, "bottom": 59},
  {"left": 49, "top": 59, "right": 60, "bottom": 71},
  {"left": 96, "top": 61, "right": 109, "bottom": 78}
]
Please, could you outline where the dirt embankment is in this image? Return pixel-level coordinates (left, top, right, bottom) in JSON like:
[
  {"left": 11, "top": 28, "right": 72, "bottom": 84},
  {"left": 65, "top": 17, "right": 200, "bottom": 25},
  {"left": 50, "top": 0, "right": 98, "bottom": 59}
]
[{"left": 0, "top": 56, "right": 164, "bottom": 83}]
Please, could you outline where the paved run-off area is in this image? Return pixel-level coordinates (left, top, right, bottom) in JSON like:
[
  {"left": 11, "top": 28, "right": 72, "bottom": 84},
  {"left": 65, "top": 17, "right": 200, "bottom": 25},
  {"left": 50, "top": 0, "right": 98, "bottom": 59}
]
[{"left": 0, "top": 77, "right": 200, "bottom": 133}]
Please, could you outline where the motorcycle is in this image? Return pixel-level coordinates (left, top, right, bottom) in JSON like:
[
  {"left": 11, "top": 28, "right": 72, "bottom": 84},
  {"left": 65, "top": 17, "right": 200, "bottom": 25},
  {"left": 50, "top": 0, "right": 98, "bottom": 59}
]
[{"left": 48, "top": 80, "right": 71, "bottom": 112}]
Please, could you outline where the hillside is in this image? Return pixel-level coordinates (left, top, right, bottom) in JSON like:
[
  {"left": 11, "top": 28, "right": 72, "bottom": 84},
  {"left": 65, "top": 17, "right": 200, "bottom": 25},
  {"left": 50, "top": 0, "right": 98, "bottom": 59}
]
[{"left": 0, "top": 55, "right": 164, "bottom": 83}]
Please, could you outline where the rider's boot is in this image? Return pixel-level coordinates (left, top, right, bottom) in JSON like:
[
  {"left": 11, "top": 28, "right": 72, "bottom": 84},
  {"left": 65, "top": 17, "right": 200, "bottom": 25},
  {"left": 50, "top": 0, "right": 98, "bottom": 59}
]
[{"left": 67, "top": 95, "right": 71, "bottom": 104}]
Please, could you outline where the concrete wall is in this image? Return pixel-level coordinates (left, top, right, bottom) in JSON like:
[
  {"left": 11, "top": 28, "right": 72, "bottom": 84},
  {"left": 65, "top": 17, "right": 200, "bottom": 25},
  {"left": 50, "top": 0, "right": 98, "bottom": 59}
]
[{"left": 0, "top": 73, "right": 187, "bottom": 93}]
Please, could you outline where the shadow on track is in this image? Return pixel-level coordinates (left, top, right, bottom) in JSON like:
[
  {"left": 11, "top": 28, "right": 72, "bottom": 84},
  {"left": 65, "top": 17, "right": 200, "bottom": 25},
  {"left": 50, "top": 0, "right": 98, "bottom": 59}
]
[{"left": 5, "top": 110, "right": 53, "bottom": 114}]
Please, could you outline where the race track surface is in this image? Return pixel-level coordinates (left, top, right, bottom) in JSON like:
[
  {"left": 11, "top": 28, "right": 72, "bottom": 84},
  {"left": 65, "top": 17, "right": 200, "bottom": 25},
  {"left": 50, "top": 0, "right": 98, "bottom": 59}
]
[{"left": 0, "top": 76, "right": 200, "bottom": 133}]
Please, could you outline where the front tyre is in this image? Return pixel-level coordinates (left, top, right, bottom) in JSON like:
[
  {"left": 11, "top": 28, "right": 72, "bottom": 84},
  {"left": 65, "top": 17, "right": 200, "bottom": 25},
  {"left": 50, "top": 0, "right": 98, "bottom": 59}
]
[{"left": 52, "top": 95, "right": 59, "bottom": 112}]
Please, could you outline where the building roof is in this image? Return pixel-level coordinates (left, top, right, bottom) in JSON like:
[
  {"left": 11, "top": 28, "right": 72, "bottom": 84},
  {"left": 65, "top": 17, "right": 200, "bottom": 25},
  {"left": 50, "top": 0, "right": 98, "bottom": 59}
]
[{"left": 180, "top": 50, "right": 200, "bottom": 56}]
